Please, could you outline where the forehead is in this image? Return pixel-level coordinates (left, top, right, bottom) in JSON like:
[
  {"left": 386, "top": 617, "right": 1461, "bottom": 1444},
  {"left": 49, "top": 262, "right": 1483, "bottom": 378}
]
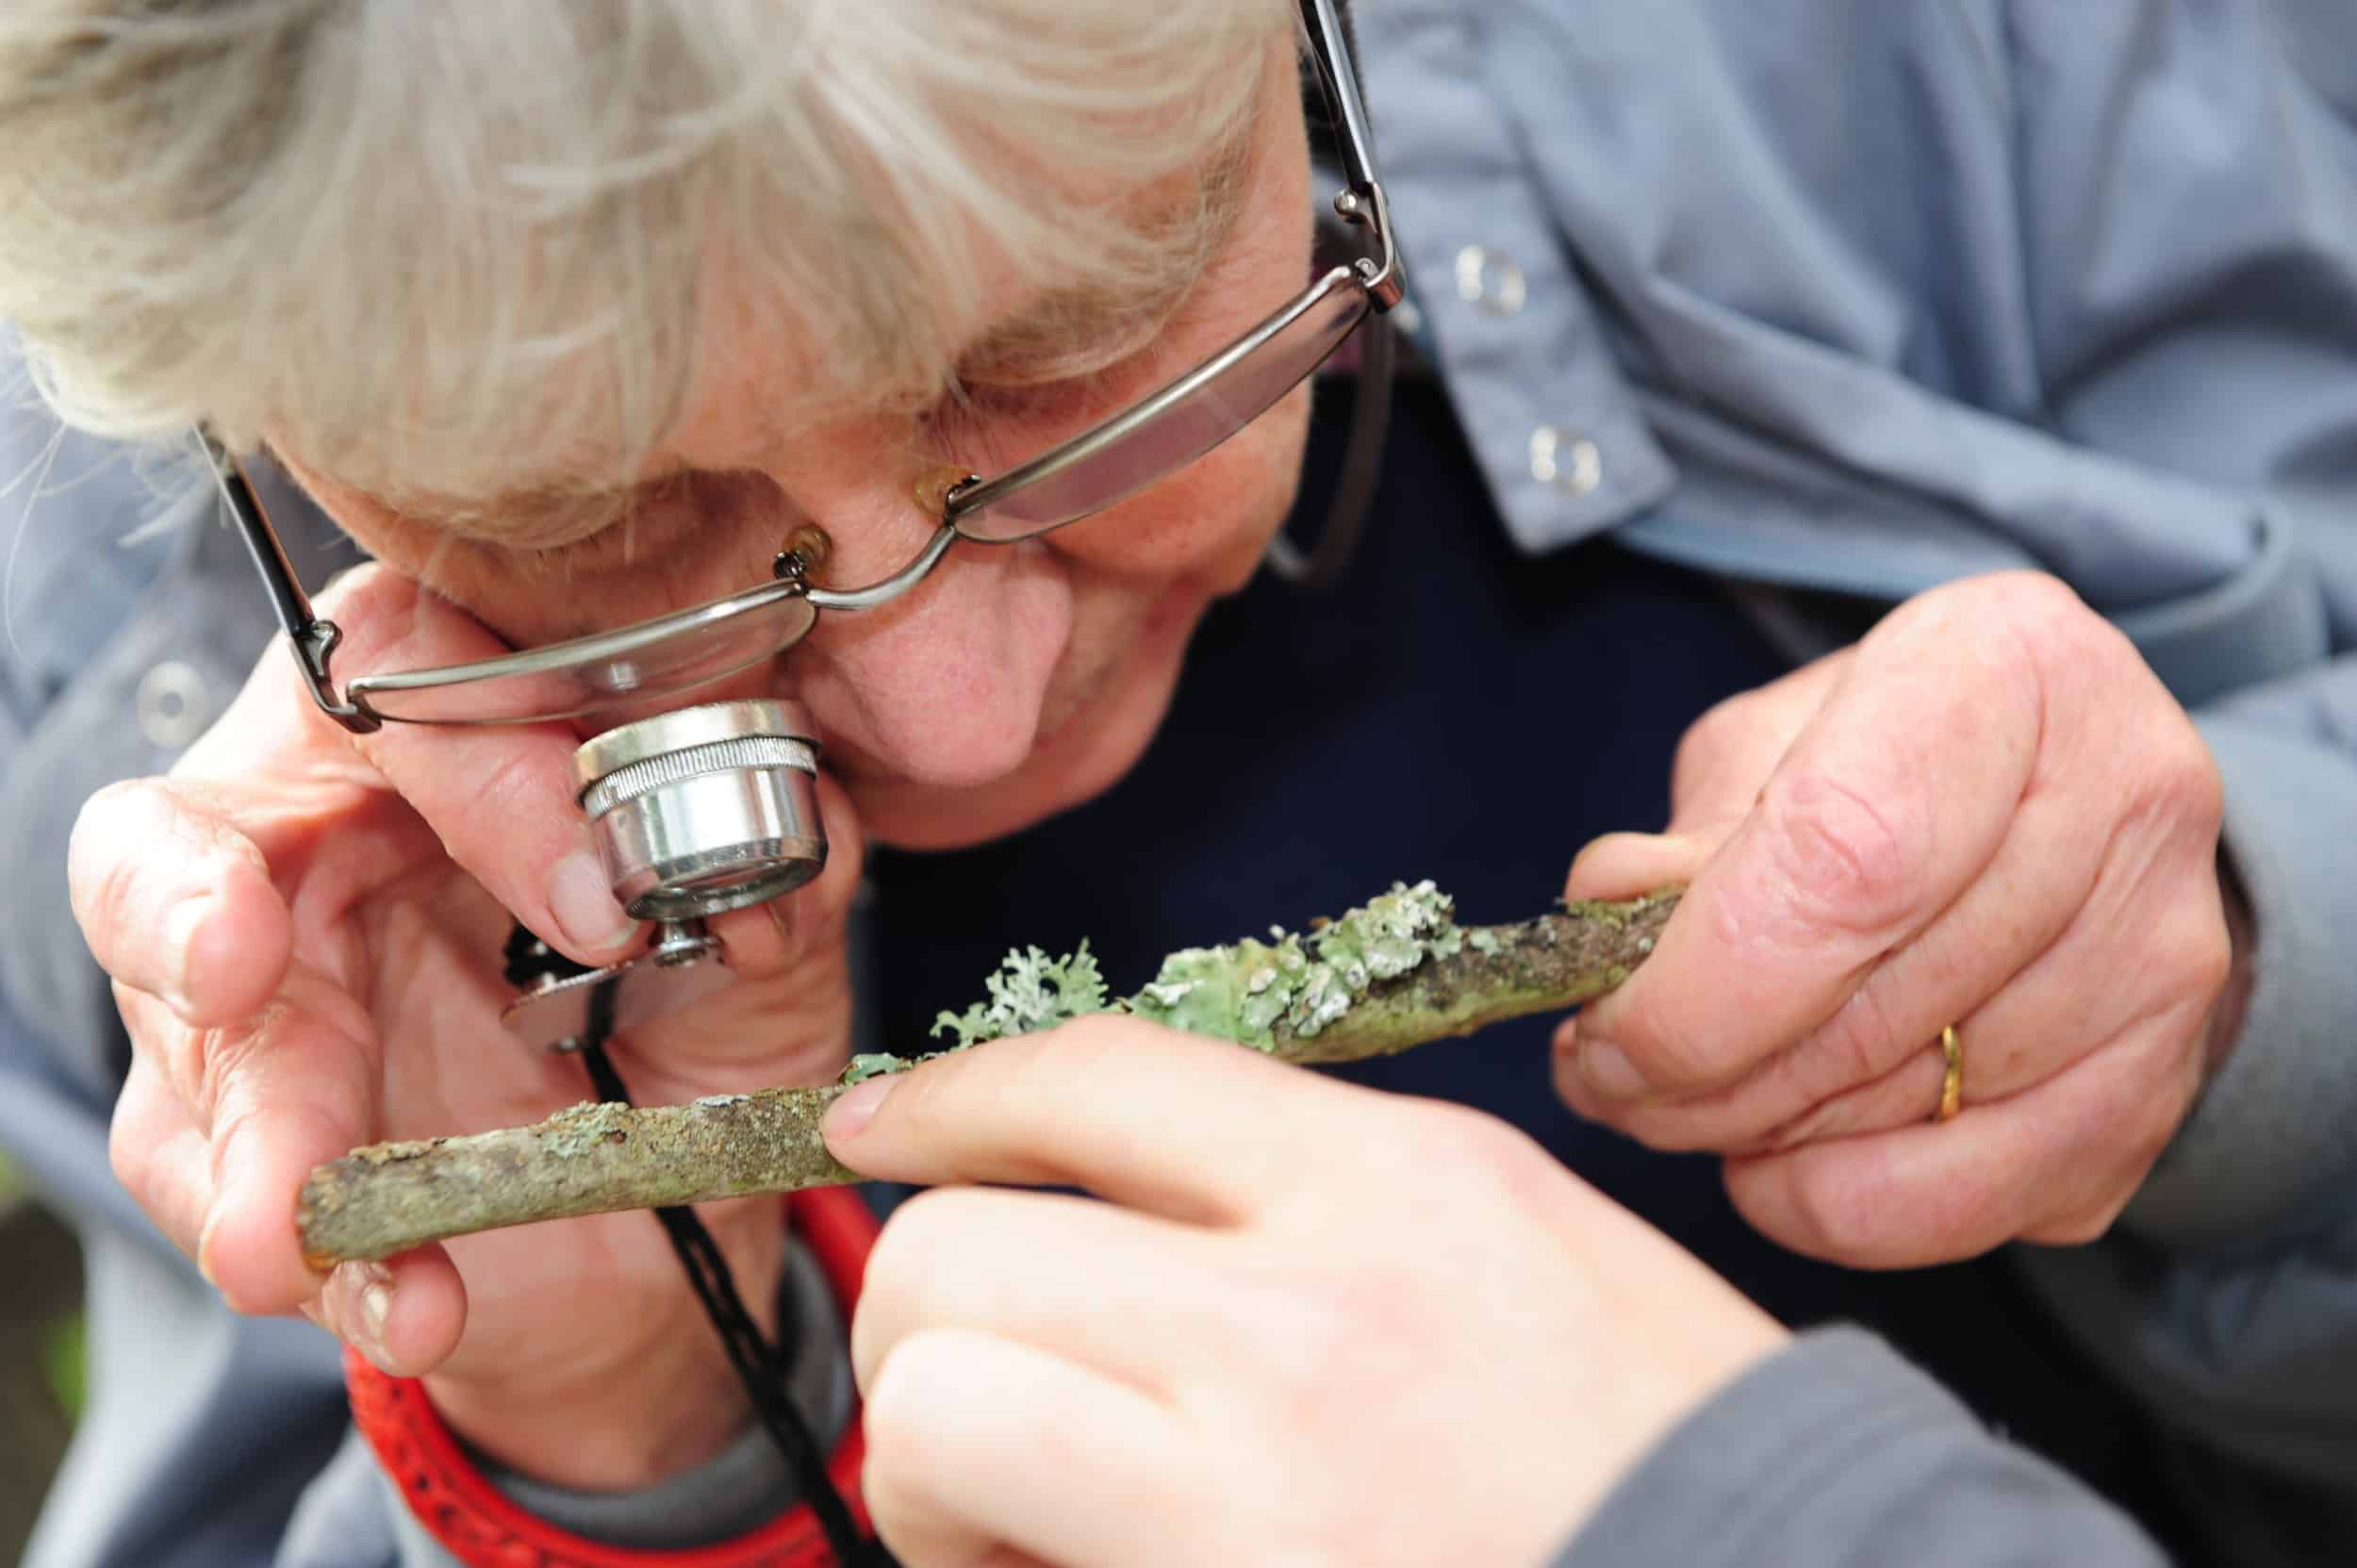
[
  {"left": 389, "top": 86, "right": 1278, "bottom": 549},
  {"left": 244, "top": 4, "right": 1298, "bottom": 549}
]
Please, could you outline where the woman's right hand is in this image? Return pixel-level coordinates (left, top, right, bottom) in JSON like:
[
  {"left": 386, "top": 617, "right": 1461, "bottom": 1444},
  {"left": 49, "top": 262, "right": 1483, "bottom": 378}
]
[{"left": 67, "top": 563, "right": 867, "bottom": 1489}]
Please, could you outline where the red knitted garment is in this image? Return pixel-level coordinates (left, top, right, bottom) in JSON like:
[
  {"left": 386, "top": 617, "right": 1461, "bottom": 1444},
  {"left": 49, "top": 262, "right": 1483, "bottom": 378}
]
[{"left": 346, "top": 1188, "right": 878, "bottom": 1568}]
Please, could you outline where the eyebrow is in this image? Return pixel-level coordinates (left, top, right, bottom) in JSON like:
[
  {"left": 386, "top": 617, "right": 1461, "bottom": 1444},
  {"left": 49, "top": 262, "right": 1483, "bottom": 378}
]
[
  {"left": 959, "top": 97, "right": 1262, "bottom": 374},
  {"left": 417, "top": 106, "right": 1265, "bottom": 546}
]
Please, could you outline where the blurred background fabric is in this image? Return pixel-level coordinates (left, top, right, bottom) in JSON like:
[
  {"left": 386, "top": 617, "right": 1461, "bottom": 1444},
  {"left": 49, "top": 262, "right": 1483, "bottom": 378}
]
[{"left": 1, "top": 1150, "right": 83, "bottom": 1567}]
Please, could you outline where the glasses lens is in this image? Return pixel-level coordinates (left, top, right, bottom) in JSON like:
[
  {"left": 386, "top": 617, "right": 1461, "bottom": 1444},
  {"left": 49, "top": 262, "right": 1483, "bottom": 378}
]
[
  {"left": 348, "top": 584, "right": 818, "bottom": 725},
  {"left": 951, "top": 270, "right": 1372, "bottom": 542}
]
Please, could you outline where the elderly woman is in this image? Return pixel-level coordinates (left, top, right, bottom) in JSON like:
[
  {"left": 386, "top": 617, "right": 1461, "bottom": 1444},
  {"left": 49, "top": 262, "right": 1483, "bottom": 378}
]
[{"left": 3, "top": 1, "right": 2353, "bottom": 1565}]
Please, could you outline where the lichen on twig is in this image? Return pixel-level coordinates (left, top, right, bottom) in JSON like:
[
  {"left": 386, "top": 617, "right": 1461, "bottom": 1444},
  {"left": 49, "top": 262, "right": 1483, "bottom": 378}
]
[{"left": 296, "top": 883, "right": 1676, "bottom": 1264}]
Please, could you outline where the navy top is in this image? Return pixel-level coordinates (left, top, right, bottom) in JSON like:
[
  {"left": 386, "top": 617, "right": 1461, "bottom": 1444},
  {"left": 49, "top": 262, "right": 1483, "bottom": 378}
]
[{"left": 867, "top": 378, "right": 2204, "bottom": 1556}]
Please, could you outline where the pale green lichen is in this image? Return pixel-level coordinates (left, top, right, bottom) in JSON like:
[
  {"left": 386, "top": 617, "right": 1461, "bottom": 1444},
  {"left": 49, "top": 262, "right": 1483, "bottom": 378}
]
[
  {"left": 842, "top": 941, "right": 1118, "bottom": 1084},
  {"left": 841, "top": 882, "right": 1468, "bottom": 1087},
  {"left": 1128, "top": 880, "right": 1463, "bottom": 1048},
  {"left": 931, "top": 940, "right": 1113, "bottom": 1048},
  {"left": 841, "top": 1052, "right": 914, "bottom": 1085}
]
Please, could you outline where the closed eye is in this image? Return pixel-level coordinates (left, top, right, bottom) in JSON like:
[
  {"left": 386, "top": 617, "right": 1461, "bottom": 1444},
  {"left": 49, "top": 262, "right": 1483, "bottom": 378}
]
[{"left": 924, "top": 357, "right": 1155, "bottom": 473}]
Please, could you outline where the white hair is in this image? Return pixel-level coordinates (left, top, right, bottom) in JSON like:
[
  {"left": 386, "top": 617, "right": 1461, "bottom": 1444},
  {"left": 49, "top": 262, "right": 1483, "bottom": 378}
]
[{"left": 0, "top": 0, "right": 1287, "bottom": 529}]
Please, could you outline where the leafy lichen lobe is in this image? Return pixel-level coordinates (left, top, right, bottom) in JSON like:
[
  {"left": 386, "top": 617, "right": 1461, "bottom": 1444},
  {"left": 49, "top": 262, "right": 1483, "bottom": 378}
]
[
  {"left": 838, "top": 882, "right": 1469, "bottom": 1085},
  {"left": 1128, "top": 880, "right": 1463, "bottom": 1048}
]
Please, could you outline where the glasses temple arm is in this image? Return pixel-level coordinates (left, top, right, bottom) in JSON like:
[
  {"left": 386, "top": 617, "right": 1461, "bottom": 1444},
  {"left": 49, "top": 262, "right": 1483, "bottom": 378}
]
[
  {"left": 1302, "top": 0, "right": 1378, "bottom": 196},
  {"left": 200, "top": 432, "right": 380, "bottom": 734},
  {"left": 1300, "top": 0, "right": 1405, "bottom": 308}
]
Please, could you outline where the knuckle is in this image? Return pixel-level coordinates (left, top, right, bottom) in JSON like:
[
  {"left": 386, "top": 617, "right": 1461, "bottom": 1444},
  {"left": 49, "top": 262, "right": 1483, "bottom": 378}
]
[
  {"left": 106, "top": 1098, "right": 156, "bottom": 1203},
  {"left": 1977, "top": 573, "right": 2114, "bottom": 701},
  {"left": 1806, "top": 984, "right": 1913, "bottom": 1097},
  {"left": 1972, "top": 571, "right": 2092, "bottom": 643},
  {"left": 1755, "top": 767, "right": 1922, "bottom": 939},
  {"left": 978, "top": 1020, "right": 1119, "bottom": 1116},
  {"left": 1019, "top": 1012, "right": 1141, "bottom": 1079},
  {"left": 2169, "top": 911, "right": 2233, "bottom": 1005},
  {"left": 2033, "top": 1195, "right": 2131, "bottom": 1246},
  {"left": 2126, "top": 914, "right": 2231, "bottom": 1028},
  {"left": 1592, "top": 985, "right": 1739, "bottom": 1097},
  {"left": 2166, "top": 751, "right": 2227, "bottom": 847},
  {"left": 1366, "top": 1099, "right": 1547, "bottom": 1196},
  {"left": 1604, "top": 1099, "right": 1719, "bottom": 1154},
  {"left": 1776, "top": 1159, "right": 1896, "bottom": 1263},
  {"left": 859, "top": 1329, "right": 983, "bottom": 1491},
  {"left": 68, "top": 780, "right": 163, "bottom": 940},
  {"left": 1216, "top": 1264, "right": 1424, "bottom": 1426},
  {"left": 856, "top": 1359, "right": 933, "bottom": 1531},
  {"left": 2118, "top": 718, "right": 2224, "bottom": 845},
  {"left": 862, "top": 1189, "right": 961, "bottom": 1297},
  {"left": 1673, "top": 694, "right": 1759, "bottom": 791},
  {"left": 2131, "top": 1033, "right": 2202, "bottom": 1159}
]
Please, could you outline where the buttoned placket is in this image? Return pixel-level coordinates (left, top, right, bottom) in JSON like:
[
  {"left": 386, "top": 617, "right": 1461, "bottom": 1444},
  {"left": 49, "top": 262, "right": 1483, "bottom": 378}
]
[{"left": 1353, "top": 1, "right": 1678, "bottom": 558}]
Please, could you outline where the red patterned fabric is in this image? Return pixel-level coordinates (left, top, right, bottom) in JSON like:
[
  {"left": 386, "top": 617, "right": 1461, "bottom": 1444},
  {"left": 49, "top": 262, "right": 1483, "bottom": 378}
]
[{"left": 346, "top": 1189, "right": 878, "bottom": 1568}]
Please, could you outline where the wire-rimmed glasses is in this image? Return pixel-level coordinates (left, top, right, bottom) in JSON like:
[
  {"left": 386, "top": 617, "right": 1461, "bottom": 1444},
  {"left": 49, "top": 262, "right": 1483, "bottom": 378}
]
[{"left": 211, "top": 0, "right": 1402, "bottom": 734}]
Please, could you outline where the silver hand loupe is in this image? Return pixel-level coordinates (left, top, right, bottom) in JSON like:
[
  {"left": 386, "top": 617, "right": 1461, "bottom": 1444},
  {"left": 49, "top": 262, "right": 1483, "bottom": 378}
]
[
  {"left": 577, "top": 699, "right": 826, "bottom": 921},
  {"left": 503, "top": 697, "right": 828, "bottom": 1051}
]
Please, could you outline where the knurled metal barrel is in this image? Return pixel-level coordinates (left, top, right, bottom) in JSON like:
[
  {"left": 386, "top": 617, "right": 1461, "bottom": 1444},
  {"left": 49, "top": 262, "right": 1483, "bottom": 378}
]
[{"left": 573, "top": 699, "right": 826, "bottom": 921}]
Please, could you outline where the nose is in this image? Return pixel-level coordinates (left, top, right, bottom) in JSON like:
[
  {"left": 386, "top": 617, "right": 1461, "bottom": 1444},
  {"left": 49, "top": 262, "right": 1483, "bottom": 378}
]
[
  {"left": 783, "top": 535, "right": 1070, "bottom": 787},
  {"left": 752, "top": 432, "right": 1073, "bottom": 791}
]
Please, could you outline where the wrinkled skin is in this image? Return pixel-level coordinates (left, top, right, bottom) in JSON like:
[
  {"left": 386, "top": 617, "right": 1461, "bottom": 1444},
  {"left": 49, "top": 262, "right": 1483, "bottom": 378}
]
[
  {"left": 62, "top": 26, "right": 2244, "bottom": 1563},
  {"left": 73, "top": 567, "right": 871, "bottom": 1480},
  {"left": 1557, "top": 573, "right": 2239, "bottom": 1269},
  {"left": 69, "top": 38, "right": 1327, "bottom": 1489}
]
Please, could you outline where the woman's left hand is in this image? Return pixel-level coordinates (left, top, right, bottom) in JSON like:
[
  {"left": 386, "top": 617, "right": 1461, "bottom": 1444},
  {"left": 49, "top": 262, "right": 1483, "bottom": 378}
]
[
  {"left": 823, "top": 1020, "right": 1788, "bottom": 1568},
  {"left": 1557, "top": 571, "right": 2243, "bottom": 1267}
]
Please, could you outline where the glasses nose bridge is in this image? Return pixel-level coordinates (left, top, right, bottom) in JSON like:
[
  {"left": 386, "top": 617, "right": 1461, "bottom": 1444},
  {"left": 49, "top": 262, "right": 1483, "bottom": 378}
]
[
  {"left": 803, "top": 519, "right": 962, "bottom": 618},
  {"left": 756, "top": 431, "right": 974, "bottom": 603}
]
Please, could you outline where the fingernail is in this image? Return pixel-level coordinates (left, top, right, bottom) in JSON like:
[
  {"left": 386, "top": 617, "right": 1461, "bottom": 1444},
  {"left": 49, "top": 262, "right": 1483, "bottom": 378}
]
[
  {"left": 164, "top": 893, "right": 212, "bottom": 1013},
  {"left": 336, "top": 1262, "right": 396, "bottom": 1370},
  {"left": 551, "top": 850, "right": 637, "bottom": 954},
  {"left": 362, "top": 1278, "right": 394, "bottom": 1357},
  {"left": 822, "top": 1077, "right": 894, "bottom": 1144},
  {"left": 1578, "top": 1035, "right": 1649, "bottom": 1100}
]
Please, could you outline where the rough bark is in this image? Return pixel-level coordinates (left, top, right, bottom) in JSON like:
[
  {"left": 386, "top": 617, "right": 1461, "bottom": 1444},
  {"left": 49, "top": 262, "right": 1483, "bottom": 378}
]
[{"left": 297, "top": 893, "right": 1674, "bottom": 1265}]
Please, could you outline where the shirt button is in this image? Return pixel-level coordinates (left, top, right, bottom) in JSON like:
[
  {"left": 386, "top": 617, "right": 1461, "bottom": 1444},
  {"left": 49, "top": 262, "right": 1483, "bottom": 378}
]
[
  {"left": 1529, "top": 426, "right": 1604, "bottom": 496},
  {"left": 135, "top": 659, "right": 213, "bottom": 750},
  {"left": 1453, "top": 244, "right": 1527, "bottom": 317}
]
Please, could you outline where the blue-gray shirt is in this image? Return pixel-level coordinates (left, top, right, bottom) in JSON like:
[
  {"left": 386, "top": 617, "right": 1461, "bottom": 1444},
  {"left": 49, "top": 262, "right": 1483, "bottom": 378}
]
[{"left": 7, "top": 1, "right": 2356, "bottom": 1562}]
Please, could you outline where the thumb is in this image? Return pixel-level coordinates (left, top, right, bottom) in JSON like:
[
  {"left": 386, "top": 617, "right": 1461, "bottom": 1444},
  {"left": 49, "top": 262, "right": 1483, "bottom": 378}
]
[{"left": 312, "top": 566, "right": 643, "bottom": 965}]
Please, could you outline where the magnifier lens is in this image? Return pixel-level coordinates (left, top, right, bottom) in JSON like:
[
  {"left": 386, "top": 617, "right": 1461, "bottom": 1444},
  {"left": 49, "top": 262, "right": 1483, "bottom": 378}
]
[{"left": 573, "top": 699, "right": 827, "bottom": 921}]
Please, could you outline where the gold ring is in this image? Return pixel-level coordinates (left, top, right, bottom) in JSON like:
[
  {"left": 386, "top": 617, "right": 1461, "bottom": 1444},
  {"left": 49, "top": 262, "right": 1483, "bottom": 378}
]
[{"left": 1935, "top": 1025, "right": 1964, "bottom": 1124}]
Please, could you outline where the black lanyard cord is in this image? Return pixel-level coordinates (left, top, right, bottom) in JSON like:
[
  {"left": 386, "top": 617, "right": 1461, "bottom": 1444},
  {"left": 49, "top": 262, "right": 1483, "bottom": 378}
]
[{"left": 504, "top": 922, "right": 888, "bottom": 1566}]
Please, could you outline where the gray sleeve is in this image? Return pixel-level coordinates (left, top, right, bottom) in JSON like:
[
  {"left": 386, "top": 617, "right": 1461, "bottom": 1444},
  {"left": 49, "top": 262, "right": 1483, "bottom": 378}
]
[
  {"left": 2123, "top": 706, "right": 2357, "bottom": 1252},
  {"left": 1999, "top": 705, "right": 2357, "bottom": 1521},
  {"left": 1552, "top": 1329, "right": 2166, "bottom": 1568},
  {"left": 354, "top": 1239, "right": 854, "bottom": 1568}
]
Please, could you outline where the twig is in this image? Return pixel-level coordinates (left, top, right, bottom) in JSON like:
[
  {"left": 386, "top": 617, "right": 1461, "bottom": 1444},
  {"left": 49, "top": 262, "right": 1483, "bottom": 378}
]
[{"left": 297, "top": 890, "right": 1675, "bottom": 1264}]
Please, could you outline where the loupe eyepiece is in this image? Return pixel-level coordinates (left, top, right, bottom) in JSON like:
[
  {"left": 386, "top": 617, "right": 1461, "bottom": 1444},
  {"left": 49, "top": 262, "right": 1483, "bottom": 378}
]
[{"left": 573, "top": 699, "right": 826, "bottom": 921}]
